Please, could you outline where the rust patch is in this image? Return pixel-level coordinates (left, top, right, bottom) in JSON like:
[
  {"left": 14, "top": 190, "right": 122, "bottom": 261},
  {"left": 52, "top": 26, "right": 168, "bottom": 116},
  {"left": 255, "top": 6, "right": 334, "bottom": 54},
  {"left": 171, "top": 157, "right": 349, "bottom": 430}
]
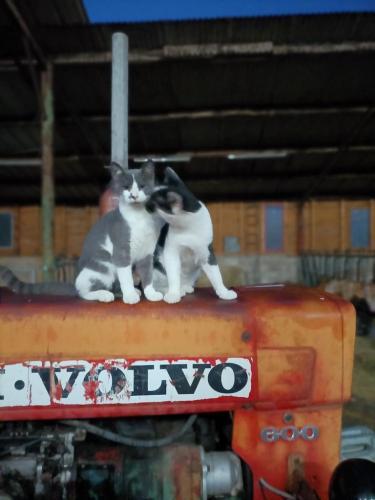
[
  {"left": 83, "top": 379, "right": 99, "bottom": 401},
  {"left": 242, "top": 331, "right": 252, "bottom": 342},
  {"left": 54, "top": 382, "right": 63, "bottom": 400}
]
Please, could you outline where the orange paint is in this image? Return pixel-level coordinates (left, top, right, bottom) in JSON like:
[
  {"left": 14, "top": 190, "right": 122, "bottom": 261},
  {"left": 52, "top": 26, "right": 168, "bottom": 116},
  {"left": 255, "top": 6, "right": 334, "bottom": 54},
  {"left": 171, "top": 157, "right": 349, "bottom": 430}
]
[
  {"left": 233, "top": 405, "right": 343, "bottom": 500},
  {"left": 0, "top": 284, "right": 356, "bottom": 499}
]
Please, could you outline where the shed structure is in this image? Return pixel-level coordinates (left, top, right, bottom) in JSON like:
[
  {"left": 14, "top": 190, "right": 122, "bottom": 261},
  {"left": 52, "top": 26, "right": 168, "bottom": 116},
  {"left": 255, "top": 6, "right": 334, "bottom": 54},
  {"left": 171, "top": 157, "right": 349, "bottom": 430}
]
[
  {"left": 0, "top": 1, "right": 374, "bottom": 204},
  {"left": 0, "top": 1, "right": 375, "bottom": 285}
]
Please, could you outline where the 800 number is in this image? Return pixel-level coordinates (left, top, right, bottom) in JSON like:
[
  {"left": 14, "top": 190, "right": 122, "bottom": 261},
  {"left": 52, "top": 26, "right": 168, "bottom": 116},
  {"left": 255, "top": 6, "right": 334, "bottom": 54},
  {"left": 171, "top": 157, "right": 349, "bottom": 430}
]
[{"left": 260, "top": 425, "right": 319, "bottom": 443}]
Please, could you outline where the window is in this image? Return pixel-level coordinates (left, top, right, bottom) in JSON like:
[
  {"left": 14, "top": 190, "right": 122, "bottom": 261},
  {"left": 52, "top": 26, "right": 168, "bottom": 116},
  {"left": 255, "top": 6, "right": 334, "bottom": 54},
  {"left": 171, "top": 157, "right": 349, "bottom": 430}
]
[
  {"left": 224, "top": 235, "right": 240, "bottom": 253},
  {"left": 265, "top": 205, "right": 284, "bottom": 252},
  {"left": 0, "top": 212, "right": 13, "bottom": 249},
  {"left": 351, "top": 208, "right": 370, "bottom": 249}
]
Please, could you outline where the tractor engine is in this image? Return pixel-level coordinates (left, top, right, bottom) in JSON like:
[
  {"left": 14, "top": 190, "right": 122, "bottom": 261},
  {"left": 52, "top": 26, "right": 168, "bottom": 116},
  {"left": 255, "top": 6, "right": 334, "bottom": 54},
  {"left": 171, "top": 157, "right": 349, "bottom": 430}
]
[{"left": 0, "top": 285, "right": 355, "bottom": 499}]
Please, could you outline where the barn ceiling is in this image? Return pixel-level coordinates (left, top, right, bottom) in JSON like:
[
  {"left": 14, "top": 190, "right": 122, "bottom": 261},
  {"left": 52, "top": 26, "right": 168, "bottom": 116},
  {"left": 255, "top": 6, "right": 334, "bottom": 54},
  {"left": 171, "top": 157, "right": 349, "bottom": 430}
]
[{"left": 0, "top": 1, "right": 374, "bottom": 204}]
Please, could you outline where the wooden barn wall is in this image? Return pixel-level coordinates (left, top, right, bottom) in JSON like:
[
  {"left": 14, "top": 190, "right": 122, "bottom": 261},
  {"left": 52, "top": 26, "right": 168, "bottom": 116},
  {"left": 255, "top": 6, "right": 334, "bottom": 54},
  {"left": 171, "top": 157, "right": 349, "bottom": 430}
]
[
  {"left": 206, "top": 201, "right": 298, "bottom": 256},
  {"left": 0, "top": 200, "right": 374, "bottom": 258},
  {"left": 0, "top": 206, "right": 99, "bottom": 258},
  {"left": 300, "top": 200, "right": 374, "bottom": 252}
]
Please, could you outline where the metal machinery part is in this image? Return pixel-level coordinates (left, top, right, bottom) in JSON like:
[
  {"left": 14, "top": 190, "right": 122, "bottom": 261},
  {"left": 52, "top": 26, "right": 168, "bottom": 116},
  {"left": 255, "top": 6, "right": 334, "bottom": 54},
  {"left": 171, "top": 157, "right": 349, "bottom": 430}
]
[
  {"left": 0, "top": 418, "right": 246, "bottom": 500},
  {"left": 0, "top": 427, "right": 85, "bottom": 500},
  {"left": 201, "top": 449, "right": 243, "bottom": 499},
  {"left": 341, "top": 426, "right": 375, "bottom": 462},
  {"left": 110, "top": 445, "right": 244, "bottom": 500},
  {"left": 63, "top": 417, "right": 244, "bottom": 498},
  {"left": 1, "top": 421, "right": 375, "bottom": 499}
]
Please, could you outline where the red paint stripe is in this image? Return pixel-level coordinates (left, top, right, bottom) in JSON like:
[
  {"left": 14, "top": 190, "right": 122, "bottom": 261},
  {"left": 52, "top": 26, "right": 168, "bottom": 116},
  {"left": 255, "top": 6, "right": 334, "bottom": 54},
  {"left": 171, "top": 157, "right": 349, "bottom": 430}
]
[{"left": 0, "top": 399, "right": 249, "bottom": 421}]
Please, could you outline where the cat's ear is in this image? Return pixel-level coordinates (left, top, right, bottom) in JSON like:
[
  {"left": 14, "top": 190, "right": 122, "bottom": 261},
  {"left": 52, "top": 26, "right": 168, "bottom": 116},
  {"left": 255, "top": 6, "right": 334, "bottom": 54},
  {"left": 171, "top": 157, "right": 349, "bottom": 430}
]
[
  {"left": 141, "top": 161, "right": 155, "bottom": 181},
  {"left": 164, "top": 167, "right": 182, "bottom": 186},
  {"left": 109, "top": 161, "right": 125, "bottom": 179}
]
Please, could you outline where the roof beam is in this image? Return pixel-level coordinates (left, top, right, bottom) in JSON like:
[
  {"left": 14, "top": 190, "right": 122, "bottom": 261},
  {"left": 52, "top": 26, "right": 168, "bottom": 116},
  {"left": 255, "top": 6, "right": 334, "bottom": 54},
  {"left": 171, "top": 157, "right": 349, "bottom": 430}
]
[
  {"left": 162, "top": 41, "right": 375, "bottom": 57},
  {"left": 133, "top": 145, "right": 375, "bottom": 160},
  {"left": 0, "top": 158, "right": 41, "bottom": 166},
  {"left": 1, "top": 173, "right": 375, "bottom": 187},
  {"left": 131, "top": 105, "right": 374, "bottom": 122},
  {"left": 52, "top": 41, "right": 375, "bottom": 64},
  {"left": 1, "top": 40, "right": 375, "bottom": 69},
  {"left": 0, "top": 144, "right": 374, "bottom": 167},
  {"left": 2, "top": 174, "right": 375, "bottom": 201},
  {"left": 0, "top": 105, "right": 373, "bottom": 127}
]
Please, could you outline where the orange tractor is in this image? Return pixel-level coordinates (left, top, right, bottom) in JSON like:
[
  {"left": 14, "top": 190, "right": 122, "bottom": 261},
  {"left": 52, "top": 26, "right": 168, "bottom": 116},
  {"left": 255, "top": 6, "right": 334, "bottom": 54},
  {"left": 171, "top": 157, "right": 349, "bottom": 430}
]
[{"left": 0, "top": 283, "right": 366, "bottom": 499}]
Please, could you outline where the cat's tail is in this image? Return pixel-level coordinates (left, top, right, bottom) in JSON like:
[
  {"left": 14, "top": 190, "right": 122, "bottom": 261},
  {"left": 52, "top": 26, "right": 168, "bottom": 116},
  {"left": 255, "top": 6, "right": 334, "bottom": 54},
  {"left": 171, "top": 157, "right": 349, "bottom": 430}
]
[{"left": 0, "top": 265, "right": 77, "bottom": 296}]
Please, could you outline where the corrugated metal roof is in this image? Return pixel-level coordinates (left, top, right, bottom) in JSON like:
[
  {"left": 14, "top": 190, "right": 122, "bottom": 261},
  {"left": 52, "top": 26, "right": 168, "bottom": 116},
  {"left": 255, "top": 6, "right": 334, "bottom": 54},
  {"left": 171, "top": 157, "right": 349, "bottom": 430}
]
[
  {"left": 0, "top": 6, "right": 375, "bottom": 203},
  {"left": 1, "top": 13, "right": 374, "bottom": 57},
  {"left": 0, "top": 0, "right": 88, "bottom": 27}
]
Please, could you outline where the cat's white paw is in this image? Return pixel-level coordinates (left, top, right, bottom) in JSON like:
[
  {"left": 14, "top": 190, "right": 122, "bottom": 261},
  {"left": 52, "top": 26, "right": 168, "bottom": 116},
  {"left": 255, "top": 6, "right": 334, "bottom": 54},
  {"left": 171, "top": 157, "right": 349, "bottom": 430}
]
[
  {"left": 182, "top": 285, "right": 194, "bottom": 294},
  {"left": 96, "top": 291, "right": 115, "bottom": 303},
  {"left": 135, "top": 288, "right": 142, "bottom": 296},
  {"left": 123, "top": 290, "right": 141, "bottom": 305},
  {"left": 144, "top": 286, "right": 163, "bottom": 302},
  {"left": 164, "top": 291, "right": 181, "bottom": 304},
  {"left": 217, "top": 289, "right": 237, "bottom": 301}
]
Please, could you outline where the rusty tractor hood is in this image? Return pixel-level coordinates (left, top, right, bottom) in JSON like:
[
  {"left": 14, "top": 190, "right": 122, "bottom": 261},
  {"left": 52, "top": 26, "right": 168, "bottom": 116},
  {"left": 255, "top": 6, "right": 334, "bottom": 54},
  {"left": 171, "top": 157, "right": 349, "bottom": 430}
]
[{"left": 0, "top": 285, "right": 355, "bottom": 421}]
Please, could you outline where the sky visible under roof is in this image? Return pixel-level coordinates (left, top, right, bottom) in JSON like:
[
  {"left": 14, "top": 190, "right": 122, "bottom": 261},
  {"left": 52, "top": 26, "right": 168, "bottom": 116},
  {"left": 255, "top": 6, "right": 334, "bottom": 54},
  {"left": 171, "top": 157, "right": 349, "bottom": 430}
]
[{"left": 84, "top": 0, "right": 375, "bottom": 23}]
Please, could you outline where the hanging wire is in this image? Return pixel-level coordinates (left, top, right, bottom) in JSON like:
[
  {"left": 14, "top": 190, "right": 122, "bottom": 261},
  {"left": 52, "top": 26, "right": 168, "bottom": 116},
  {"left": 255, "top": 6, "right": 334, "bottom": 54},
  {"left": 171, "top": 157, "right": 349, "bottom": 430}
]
[
  {"left": 61, "top": 414, "right": 197, "bottom": 448},
  {"left": 259, "top": 478, "right": 296, "bottom": 499}
]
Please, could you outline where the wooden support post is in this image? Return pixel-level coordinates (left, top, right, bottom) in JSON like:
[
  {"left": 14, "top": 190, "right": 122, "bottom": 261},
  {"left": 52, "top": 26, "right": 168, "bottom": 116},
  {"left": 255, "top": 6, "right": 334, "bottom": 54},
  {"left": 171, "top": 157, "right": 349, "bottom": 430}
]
[
  {"left": 310, "top": 200, "right": 316, "bottom": 252},
  {"left": 296, "top": 201, "right": 306, "bottom": 254},
  {"left": 340, "top": 200, "right": 347, "bottom": 251},
  {"left": 41, "top": 62, "right": 55, "bottom": 281},
  {"left": 370, "top": 199, "right": 375, "bottom": 251}
]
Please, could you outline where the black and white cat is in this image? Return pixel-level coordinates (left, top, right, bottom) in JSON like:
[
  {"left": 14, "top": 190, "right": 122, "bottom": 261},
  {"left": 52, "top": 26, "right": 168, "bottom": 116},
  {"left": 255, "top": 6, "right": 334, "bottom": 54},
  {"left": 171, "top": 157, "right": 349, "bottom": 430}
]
[
  {"left": 0, "top": 162, "right": 163, "bottom": 305},
  {"left": 147, "top": 167, "right": 237, "bottom": 304}
]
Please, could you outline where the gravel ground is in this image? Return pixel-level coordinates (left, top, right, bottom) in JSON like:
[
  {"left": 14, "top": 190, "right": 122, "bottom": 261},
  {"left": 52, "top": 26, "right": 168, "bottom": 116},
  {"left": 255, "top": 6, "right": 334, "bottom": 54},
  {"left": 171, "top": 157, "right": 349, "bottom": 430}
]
[{"left": 343, "top": 336, "right": 375, "bottom": 429}]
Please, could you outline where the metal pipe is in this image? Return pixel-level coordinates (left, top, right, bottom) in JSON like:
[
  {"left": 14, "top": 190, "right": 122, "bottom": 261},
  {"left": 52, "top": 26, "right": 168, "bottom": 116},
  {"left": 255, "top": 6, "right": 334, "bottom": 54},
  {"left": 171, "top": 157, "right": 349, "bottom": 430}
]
[
  {"left": 41, "top": 62, "right": 55, "bottom": 281},
  {"left": 111, "top": 33, "right": 128, "bottom": 170}
]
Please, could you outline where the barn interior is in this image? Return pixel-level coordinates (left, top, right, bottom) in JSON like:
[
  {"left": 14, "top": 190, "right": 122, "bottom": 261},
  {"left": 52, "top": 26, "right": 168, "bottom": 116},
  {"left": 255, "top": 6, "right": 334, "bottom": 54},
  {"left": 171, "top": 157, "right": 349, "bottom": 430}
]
[{"left": 0, "top": 1, "right": 375, "bottom": 428}]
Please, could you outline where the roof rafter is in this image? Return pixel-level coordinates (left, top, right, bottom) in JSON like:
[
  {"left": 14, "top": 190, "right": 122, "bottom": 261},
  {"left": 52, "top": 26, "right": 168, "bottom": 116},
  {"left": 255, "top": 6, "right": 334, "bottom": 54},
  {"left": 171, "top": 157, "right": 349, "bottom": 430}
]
[
  {"left": 2, "top": 173, "right": 375, "bottom": 200},
  {"left": 1, "top": 105, "right": 372, "bottom": 126},
  {"left": 0, "top": 144, "right": 374, "bottom": 167},
  {"left": 52, "top": 40, "right": 375, "bottom": 64},
  {"left": 1, "top": 40, "right": 375, "bottom": 69}
]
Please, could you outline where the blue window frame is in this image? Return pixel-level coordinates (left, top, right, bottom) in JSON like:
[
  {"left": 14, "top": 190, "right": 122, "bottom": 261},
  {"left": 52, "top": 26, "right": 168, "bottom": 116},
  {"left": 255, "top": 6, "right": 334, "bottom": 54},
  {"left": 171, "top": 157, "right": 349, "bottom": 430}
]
[
  {"left": 265, "top": 205, "right": 284, "bottom": 252},
  {"left": 0, "top": 212, "right": 13, "bottom": 248},
  {"left": 351, "top": 208, "right": 370, "bottom": 249}
]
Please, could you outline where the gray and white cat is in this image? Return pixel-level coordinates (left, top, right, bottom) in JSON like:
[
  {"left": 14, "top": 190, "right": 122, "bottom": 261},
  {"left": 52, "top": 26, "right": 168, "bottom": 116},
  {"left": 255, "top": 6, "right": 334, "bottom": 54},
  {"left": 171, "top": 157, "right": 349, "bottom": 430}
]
[
  {"left": 147, "top": 167, "right": 237, "bottom": 304},
  {"left": 75, "top": 162, "right": 163, "bottom": 304},
  {"left": 0, "top": 162, "right": 163, "bottom": 305}
]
